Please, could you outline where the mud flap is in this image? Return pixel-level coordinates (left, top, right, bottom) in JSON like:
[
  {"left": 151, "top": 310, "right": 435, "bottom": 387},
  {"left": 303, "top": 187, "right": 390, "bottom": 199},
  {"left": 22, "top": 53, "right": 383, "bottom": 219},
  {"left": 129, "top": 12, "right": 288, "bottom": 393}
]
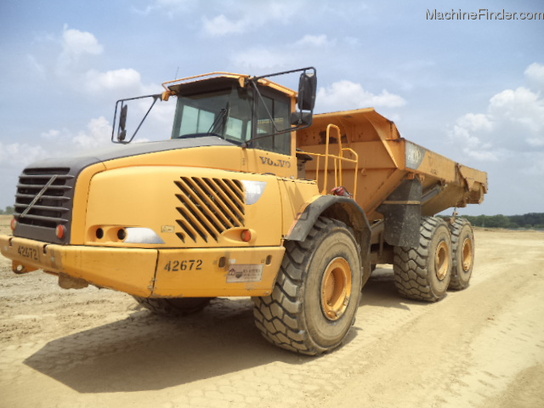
[{"left": 378, "top": 178, "right": 422, "bottom": 248}]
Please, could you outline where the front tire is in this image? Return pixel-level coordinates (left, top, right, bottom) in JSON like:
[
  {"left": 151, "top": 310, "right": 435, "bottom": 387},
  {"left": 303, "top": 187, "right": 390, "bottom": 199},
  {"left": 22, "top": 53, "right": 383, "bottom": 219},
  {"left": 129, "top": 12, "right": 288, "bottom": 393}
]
[
  {"left": 133, "top": 296, "right": 213, "bottom": 316},
  {"left": 253, "top": 217, "right": 362, "bottom": 355}
]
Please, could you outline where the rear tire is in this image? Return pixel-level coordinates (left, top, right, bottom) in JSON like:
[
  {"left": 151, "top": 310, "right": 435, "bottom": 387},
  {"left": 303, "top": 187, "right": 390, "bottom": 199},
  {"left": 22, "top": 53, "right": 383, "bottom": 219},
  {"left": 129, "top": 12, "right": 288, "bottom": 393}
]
[
  {"left": 448, "top": 218, "right": 474, "bottom": 290},
  {"left": 252, "top": 217, "right": 362, "bottom": 355},
  {"left": 393, "top": 217, "right": 452, "bottom": 302},
  {"left": 133, "top": 296, "right": 213, "bottom": 316}
]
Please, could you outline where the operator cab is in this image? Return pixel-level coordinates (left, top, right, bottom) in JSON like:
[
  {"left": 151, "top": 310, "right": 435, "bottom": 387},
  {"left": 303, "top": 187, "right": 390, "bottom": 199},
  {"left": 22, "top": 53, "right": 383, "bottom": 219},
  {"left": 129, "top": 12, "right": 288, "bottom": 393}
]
[
  {"left": 169, "top": 77, "right": 291, "bottom": 155},
  {"left": 112, "top": 68, "right": 317, "bottom": 159}
]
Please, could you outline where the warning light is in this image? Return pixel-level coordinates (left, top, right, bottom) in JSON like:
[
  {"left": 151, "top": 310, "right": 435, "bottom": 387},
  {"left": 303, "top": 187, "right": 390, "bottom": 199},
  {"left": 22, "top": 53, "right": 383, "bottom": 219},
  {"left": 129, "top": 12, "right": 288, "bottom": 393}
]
[
  {"left": 56, "top": 224, "right": 67, "bottom": 239},
  {"left": 241, "top": 229, "right": 252, "bottom": 242}
]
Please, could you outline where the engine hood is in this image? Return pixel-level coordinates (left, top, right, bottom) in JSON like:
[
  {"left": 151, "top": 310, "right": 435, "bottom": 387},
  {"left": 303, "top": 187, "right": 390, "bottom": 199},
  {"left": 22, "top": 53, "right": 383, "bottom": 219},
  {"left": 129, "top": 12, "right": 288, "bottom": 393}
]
[
  {"left": 13, "top": 137, "right": 237, "bottom": 245},
  {"left": 28, "top": 136, "right": 236, "bottom": 171}
]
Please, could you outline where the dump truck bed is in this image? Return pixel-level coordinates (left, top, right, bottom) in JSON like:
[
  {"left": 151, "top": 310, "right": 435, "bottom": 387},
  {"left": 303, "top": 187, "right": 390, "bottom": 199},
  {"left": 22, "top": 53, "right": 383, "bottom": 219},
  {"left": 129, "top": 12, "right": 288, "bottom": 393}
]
[{"left": 297, "top": 108, "right": 488, "bottom": 221}]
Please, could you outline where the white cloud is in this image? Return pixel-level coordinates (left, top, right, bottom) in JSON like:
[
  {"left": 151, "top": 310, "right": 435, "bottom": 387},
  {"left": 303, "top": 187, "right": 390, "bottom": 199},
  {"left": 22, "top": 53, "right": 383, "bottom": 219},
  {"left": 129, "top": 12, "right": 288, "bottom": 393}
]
[
  {"left": 84, "top": 68, "right": 143, "bottom": 95},
  {"left": 524, "top": 62, "right": 544, "bottom": 88},
  {"left": 73, "top": 116, "right": 112, "bottom": 150},
  {"left": 489, "top": 87, "right": 544, "bottom": 133},
  {"left": 456, "top": 113, "right": 493, "bottom": 133},
  {"left": 40, "top": 26, "right": 155, "bottom": 98},
  {"left": 57, "top": 26, "right": 103, "bottom": 74},
  {"left": 202, "top": 14, "right": 247, "bottom": 36},
  {"left": 40, "top": 128, "right": 72, "bottom": 142},
  {"left": 61, "top": 26, "right": 103, "bottom": 57},
  {"left": 230, "top": 48, "right": 290, "bottom": 71},
  {"left": 316, "top": 80, "right": 406, "bottom": 111},
  {"left": 448, "top": 63, "right": 544, "bottom": 172},
  {"left": 295, "top": 34, "right": 335, "bottom": 47},
  {"left": 55, "top": 26, "right": 106, "bottom": 82},
  {"left": 0, "top": 141, "right": 49, "bottom": 169},
  {"left": 201, "top": 1, "right": 304, "bottom": 37},
  {"left": 133, "top": 0, "right": 196, "bottom": 17},
  {"left": 0, "top": 117, "right": 113, "bottom": 171},
  {"left": 449, "top": 115, "right": 499, "bottom": 162}
]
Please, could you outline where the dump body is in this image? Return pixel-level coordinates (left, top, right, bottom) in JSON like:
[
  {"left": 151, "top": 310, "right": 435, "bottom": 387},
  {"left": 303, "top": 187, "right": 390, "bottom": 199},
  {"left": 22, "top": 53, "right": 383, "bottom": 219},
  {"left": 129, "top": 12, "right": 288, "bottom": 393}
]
[{"left": 297, "top": 108, "right": 487, "bottom": 222}]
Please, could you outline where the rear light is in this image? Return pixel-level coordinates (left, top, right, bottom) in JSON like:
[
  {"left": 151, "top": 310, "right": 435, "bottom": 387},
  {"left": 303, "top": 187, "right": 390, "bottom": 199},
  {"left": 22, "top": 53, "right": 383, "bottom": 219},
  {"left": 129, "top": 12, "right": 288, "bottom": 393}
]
[{"left": 56, "top": 224, "right": 67, "bottom": 239}]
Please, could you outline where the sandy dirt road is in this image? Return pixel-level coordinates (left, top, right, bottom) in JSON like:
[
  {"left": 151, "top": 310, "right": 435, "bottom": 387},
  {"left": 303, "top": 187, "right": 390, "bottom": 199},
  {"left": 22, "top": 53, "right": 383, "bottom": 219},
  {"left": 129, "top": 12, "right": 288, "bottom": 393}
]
[{"left": 1, "top": 215, "right": 543, "bottom": 408}]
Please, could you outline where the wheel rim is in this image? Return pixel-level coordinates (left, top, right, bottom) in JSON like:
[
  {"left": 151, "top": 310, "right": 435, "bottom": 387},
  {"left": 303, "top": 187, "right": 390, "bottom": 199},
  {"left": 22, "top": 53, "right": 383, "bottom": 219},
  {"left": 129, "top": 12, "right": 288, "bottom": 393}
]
[
  {"left": 435, "top": 241, "right": 450, "bottom": 281},
  {"left": 321, "top": 257, "right": 352, "bottom": 321},
  {"left": 461, "top": 237, "right": 474, "bottom": 272}
]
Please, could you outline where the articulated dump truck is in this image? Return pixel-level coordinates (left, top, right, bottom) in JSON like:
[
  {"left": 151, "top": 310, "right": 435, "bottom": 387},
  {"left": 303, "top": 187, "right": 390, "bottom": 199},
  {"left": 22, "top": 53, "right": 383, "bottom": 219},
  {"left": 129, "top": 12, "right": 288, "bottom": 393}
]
[{"left": 0, "top": 68, "right": 487, "bottom": 355}]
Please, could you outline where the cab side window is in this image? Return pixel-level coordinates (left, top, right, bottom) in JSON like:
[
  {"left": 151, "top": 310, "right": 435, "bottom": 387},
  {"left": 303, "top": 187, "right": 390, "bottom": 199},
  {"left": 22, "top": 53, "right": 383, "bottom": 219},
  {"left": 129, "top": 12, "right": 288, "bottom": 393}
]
[{"left": 255, "top": 93, "right": 291, "bottom": 155}]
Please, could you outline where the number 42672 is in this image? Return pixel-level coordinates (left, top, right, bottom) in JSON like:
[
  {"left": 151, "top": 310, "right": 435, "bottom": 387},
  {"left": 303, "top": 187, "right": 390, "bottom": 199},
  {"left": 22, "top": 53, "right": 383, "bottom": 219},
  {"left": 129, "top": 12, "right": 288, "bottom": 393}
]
[{"left": 163, "top": 259, "right": 203, "bottom": 272}]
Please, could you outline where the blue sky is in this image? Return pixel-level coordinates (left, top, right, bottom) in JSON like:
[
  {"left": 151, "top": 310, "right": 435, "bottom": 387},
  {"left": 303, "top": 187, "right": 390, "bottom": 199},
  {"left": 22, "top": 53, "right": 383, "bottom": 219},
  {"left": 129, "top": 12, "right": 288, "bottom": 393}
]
[{"left": 0, "top": 0, "right": 543, "bottom": 215}]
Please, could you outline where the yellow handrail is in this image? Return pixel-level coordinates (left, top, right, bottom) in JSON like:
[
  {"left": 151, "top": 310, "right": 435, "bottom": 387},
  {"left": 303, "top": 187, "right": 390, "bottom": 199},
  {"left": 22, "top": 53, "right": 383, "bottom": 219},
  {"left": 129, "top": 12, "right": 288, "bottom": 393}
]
[{"left": 301, "top": 123, "right": 359, "bottom": 197}]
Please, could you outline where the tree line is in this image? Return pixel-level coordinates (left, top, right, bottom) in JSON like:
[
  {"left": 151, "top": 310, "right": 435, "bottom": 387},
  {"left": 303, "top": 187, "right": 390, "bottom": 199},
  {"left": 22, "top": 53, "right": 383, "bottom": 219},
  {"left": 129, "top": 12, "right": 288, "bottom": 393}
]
[
  {"left": 0, "top": 206, "right": 14, "bottom": 215},
  {"left": 452, "top": 213, "right": 544, "bottom": 230}
]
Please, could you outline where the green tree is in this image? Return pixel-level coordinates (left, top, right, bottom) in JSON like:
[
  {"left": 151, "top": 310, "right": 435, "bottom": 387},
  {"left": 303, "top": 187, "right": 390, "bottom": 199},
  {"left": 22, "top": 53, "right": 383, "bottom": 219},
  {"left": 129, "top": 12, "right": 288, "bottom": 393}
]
[{"left": 0, "top": 206, "right": 14, "bottom": 215}]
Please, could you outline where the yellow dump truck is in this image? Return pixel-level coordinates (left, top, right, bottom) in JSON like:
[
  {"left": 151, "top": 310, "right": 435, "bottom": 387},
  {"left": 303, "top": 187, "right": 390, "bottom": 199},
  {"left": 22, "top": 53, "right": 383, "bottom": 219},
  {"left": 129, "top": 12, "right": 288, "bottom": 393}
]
[{"left": 0, "top": 68, "right": 487, "bottom": 355}]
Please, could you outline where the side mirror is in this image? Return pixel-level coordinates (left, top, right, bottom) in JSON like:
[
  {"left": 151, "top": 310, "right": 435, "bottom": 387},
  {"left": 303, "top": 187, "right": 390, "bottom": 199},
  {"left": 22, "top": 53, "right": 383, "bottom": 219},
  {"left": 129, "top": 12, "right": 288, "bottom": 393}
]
[
  {"left": 290, "top": 111, "right": 313, "bottom": 127},
  {"left": 118, "top": 104, "right": 128, "bottom": 142},
  {"left": 111, "top": 93, "right": 161, "bottom": 144},
  {"left": 297, "top": 70, "right": 317, "bottom": 111}
]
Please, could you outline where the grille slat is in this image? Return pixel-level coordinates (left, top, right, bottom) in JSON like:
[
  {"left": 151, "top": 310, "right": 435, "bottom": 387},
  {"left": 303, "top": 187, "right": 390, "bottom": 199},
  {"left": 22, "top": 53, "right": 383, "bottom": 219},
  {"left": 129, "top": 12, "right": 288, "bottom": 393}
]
[
  {"left": 175, "top": 193, "right": 219, "bottom": 241},
  {"left": 14, "top": 168, "right": 74, "bottom": 233},
  {"left": 212, "top": 178, "right": 245, "bottom": 219},
  {"left": 18, "top": 204, "right": 70, "bottom": 213},
  {"left": 174, "top": 177, "right": 245, "bottom": 244},
  {"left": 15, "top": 193, "right": 71, "bottom": 202},
  {"left": 181, "top": 178, "right": 229, "bottom": 233},
  {"left": 175, "top": 209, "right": 211, "bottom": 242},
  {"left": 17, "top": 184, "right": 72, "bottom": 191},
  {"left": 15, "top": 213, "right": 69, "bottom": 224},
  {"left": 192, "top": 178, "right": 232, "bottom": 229},
  {"left": 199, "top": 178, "right": 240, "bottom": 229}
]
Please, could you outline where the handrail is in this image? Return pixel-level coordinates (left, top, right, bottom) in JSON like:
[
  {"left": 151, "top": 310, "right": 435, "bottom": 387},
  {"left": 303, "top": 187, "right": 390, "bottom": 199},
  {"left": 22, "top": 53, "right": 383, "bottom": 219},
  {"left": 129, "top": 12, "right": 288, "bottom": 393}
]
[{"left": 300, "top": 123, "right": 359, "bottom": 197}]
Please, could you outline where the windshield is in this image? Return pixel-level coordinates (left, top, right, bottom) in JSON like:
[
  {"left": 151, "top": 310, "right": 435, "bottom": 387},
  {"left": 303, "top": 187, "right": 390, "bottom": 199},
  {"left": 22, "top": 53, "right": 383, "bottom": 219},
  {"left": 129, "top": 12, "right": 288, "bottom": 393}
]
[
  {"left": 171, "top": 86, "right": 252, "bottom": 144},
  {"left": 171, "top": 83, "right": 291, "bottom": 154}
]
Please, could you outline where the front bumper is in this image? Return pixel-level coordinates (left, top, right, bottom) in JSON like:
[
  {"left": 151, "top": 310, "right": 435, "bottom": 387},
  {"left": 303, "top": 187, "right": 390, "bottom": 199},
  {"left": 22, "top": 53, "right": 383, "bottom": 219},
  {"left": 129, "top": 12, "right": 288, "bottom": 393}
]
[{"left": 0, "top": 235, "right": 284, "bottom": 297}]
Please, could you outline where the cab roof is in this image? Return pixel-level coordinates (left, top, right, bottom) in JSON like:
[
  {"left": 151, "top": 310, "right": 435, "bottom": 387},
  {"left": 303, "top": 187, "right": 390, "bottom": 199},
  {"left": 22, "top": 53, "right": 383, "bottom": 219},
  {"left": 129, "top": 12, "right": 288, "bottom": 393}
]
[{"left": 162, "top": 72, "right": 297, "bottom": 99}]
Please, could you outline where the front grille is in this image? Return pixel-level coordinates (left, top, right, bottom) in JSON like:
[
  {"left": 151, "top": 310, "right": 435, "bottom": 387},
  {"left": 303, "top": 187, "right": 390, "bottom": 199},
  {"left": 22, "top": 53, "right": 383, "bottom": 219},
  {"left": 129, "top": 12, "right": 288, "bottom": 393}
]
[
  {"left": 15, "top": 168, "right": 74, "bottom": 229},
  {"left": 174, "top": 177, "right": 245, "bottom": 243}
]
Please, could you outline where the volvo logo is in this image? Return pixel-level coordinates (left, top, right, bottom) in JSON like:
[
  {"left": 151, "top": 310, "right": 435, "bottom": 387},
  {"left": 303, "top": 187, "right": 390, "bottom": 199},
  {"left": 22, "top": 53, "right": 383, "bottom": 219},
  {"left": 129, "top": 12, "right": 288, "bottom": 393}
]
[{"left": 259, "top": 156, "right": 291, "bottom": 168}]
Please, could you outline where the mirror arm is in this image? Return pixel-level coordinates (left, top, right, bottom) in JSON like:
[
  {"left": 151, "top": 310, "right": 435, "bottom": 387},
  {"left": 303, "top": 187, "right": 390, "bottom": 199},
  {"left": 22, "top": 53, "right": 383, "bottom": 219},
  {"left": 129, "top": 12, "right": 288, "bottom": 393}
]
[{"left": 111, "top": 93, "right": 162, "bottom": 144}]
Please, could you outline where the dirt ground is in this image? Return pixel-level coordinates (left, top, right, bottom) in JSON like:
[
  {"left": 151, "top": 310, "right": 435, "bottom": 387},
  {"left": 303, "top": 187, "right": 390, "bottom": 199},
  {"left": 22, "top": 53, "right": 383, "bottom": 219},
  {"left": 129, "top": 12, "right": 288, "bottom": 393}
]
[{"left": 1, "top": 214, "right": 543, "bottom": 408}]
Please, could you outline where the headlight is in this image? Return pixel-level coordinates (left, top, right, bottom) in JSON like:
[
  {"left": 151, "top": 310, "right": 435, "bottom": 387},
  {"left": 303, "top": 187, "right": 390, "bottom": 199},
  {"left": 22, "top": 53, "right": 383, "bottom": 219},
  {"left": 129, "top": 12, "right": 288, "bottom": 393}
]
[
  {"left": 124, "top": 228, "right": 165, "bottom": 244},
  {"left": 241, "top": 180, "right": 267, "bottom": 205}
]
